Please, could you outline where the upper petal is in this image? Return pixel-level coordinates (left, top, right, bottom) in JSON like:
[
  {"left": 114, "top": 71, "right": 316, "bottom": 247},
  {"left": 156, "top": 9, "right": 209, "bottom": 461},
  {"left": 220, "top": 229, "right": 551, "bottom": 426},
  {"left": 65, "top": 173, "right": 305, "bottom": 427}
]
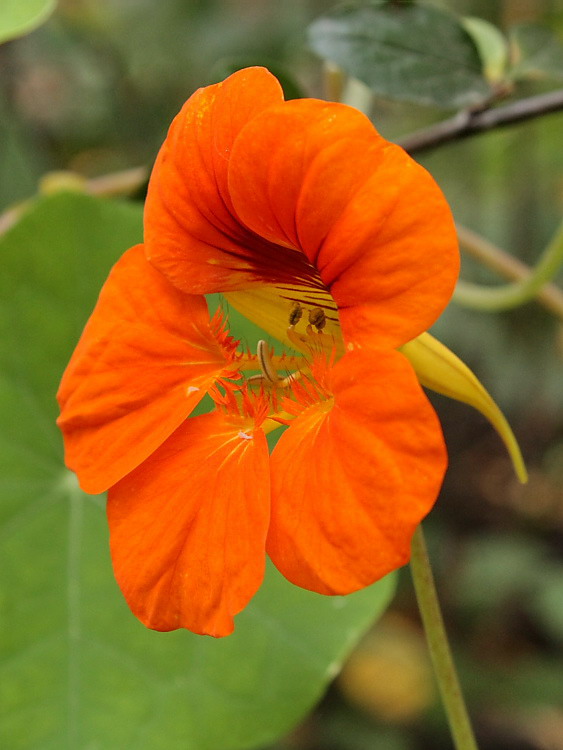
[
  {"left": 228, "top": 99, "right": 459, "bottom": 348},
  {"left": 228, "top": 98, "right": 378, "bottom": 250},
  {"left": 108, "top": 410, "right": 270, "bottom": 636},
  {"left": 320, "top": 148, "right": 459, "bottom": 348},
  {"left": 57, "top": 245, "right": 236, "bottom": 494},
  {"left": 267, "top": 349, "right": 447, "bottom": 595},
  {"left": 144, "top": 66, "right": 285, "bottom": 293}
]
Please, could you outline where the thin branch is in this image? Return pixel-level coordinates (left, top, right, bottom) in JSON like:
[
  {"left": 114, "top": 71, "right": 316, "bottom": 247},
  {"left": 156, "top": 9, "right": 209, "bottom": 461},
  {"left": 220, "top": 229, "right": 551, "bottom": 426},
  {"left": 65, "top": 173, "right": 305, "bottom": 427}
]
[
  {"left": 86, "top": 166, "right": 148, "bottom": 198},
  {"left": 398, "top": 88, "right": 563, "bottom": 154},
  {"left": 0, "top": 167, "right": 147, "bottom": 238}
]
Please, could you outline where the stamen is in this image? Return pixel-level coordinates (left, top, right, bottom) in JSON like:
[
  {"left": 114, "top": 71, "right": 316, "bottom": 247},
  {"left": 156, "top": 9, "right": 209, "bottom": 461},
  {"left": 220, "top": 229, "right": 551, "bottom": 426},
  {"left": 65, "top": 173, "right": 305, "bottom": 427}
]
[
  {"left": 308, "top": 307, "right": 326, "bottom": 331},
  {"left": 253, "top": 339, "right": 305, "bottom": 392},
  {"left": 257, "top": 340, "right": 281, "bottom": 384},
  {"left": 210, "top": 380, "right": 270, "bottom": 428},
  {"left": 287, "top": 324, "right": 310, "bottom": 350},
  {"left": 246, "top": 373, "right": 268, "bottom": 386},
  {"left": 288, "top": 301, "right": 303, "bottom": 326},
  {"left": 277, "top": 370, "right": 303, "bottom": 389}
]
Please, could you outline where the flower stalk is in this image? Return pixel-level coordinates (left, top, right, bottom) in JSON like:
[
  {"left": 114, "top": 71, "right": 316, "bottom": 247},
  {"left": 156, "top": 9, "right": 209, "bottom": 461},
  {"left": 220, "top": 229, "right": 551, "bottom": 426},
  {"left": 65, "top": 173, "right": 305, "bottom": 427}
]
[{"left": 410, "top": 525, "right": 479, "bottom": 750}]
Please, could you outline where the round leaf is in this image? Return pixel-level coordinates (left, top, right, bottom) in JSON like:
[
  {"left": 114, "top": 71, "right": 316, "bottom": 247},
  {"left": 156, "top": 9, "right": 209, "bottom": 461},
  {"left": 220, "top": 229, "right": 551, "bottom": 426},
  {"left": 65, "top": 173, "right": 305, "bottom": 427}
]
[{"left": 0, "top": 192, "right": 396, "bottom": 749}]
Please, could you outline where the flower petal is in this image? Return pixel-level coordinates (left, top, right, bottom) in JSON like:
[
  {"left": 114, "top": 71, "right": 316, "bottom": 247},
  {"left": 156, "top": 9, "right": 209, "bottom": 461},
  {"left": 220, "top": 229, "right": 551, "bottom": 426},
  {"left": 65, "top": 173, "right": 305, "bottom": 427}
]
[
  {"left": 228, "top": 99, "right": 378, "bottom": 250},
  {"left": 228, "top": 100, "right": 458, "bottom": 348},
  {"left": 57, "top": 245, "right": 236, "bottom": 494},
  {"left": 144, "top": 67, "right": 285, "bottom": 293},
  {"left": 108, "top": 412, "right": 270, "bottom": 636},
  {"left": 267, "top": 349, "right": 447, "bottom": 595},
  {"left": 322, "top": 149, "right": 459, "bottom": 348}
]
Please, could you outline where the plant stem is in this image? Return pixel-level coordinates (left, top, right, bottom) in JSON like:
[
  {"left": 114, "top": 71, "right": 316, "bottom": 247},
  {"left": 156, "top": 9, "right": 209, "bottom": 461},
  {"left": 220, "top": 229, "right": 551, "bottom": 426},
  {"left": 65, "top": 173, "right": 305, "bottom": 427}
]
[
  {"left": 456, "top": 224, "right": 563, "bottom": 319},
  {"left": 454, "top": 218, "right": 563, "bottom": 314},
  {"left": 398, "top": 88, "right": 563, "bottom": 155},
  {"left": 0, "top": 166, "right": 148, "bottom": 238},
  {"left": 410, "top": 525, "right": 479, "bottom": 750}
]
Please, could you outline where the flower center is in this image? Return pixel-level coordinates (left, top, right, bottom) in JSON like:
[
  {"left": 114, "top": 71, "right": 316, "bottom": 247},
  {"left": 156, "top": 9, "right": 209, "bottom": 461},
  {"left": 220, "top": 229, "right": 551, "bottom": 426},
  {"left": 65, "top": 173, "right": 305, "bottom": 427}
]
[
  {"left": 210, "top": 296, "right": 338, "bottom": 435},
  {"left": 224, "top": 281, "right": 344, "bottom": 357}
]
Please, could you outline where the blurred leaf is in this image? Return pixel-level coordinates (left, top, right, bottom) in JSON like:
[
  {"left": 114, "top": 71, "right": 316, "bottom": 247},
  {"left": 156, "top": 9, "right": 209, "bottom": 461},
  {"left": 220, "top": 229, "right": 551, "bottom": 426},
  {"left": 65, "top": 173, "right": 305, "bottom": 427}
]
[
  {"left": 509, "top": 24, "right": 563, "bottom": 81},
  {"left": 312, "top": 702, "right": 412, "bottom": 750},
  {"left": 462, "top": 17, "right": 509, "bottom": 85},
  {"left": 307, "top": 1, "right": 492, "bottom": 109},
  {"left": 0, "top": 191, "right": 396, "bottom": 749},
  {"left": 456, "top": 535, "right": 546, "bottom": 613},
  {"left": 531, "top": 568, "right": 563, "bottom": 646},
  {"left": 0, "top": 102, "right": 50, "bottom": 211},
  {"left": 0, "top": 0, "right": 56, "bottom": 44}
]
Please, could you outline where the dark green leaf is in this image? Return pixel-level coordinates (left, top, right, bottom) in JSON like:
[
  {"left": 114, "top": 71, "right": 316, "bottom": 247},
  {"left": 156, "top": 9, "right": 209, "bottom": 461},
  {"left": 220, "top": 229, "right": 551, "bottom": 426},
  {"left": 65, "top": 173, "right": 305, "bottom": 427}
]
[
  {"left": 0, "top": 191, "right": 396, "bottom": 749},
  {"left": 308, "top": 1, "right": 492, "bottom": 109}
]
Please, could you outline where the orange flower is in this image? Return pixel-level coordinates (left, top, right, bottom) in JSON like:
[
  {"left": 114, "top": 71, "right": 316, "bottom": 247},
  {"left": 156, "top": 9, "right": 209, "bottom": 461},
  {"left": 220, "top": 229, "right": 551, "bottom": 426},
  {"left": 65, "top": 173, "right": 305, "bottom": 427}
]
[{"left": 57, "top": 67, "right": 459, "bottom": 637}]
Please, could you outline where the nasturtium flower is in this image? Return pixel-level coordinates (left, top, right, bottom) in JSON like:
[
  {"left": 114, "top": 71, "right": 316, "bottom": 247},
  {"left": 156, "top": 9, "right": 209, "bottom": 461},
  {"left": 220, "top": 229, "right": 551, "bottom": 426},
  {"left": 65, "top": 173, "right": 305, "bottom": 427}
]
[{"left": 57, "top": 67, "right": 521, "bottom": 637}]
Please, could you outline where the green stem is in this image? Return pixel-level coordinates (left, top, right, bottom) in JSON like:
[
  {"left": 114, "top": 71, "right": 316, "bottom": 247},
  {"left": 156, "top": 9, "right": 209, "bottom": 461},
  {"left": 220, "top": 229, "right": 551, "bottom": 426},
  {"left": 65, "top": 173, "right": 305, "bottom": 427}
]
[
  {"left": 410, "top": 525, "right": 479, "bottom": 750},
  {"left": 454, "top": 218, "right": 563, "bottom": 313},
  {"left": 456, "top": 224, "right": 563, "bottom": 319}
]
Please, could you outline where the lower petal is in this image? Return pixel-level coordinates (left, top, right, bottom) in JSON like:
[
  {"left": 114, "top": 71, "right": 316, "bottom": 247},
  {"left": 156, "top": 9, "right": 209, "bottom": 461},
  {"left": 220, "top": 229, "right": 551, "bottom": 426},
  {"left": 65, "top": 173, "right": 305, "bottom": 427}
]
[
  {"left": 267, "top": 349, "right": 447, "bottom": 595},
  {"left": 108, "top": 412, "right": 270, "bottom": 636},
  {"left": 57, "top": 245, "right": 236, "bottom": 494}
]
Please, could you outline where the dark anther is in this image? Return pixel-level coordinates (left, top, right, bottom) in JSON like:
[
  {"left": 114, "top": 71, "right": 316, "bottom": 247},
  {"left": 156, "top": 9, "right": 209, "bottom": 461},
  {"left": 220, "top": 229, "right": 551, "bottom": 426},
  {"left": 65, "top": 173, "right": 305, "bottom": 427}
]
[
  {"left": 289, "top": 302, "right": 303, "bottom": 326},
  {"left": 308, "top": 307, "right": 326, "bottom": 331}
]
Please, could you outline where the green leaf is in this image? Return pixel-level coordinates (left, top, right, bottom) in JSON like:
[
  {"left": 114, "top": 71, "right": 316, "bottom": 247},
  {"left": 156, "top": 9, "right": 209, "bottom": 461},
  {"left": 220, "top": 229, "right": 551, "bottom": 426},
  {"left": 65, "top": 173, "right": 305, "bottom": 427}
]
[
  {"left": 456, "top": 535, "right": 546, "bottom": 614},
  {"left": 508, "top": 23, "right": 563, "bottom": 81},
  {"left": 461, "top": 16, "right": 509, "bottom": 85},
  {"left": 0, "top": 191, "right": 396, "bottom": 749},
  {"left": 0, "top": 0, "right": 57, "bottom": 45},
  {"left": 308, "top": 0, "right": 492, "bottom": 109},
  {"left": 530, "top": 568, "right": 563, "bottom": 646}
]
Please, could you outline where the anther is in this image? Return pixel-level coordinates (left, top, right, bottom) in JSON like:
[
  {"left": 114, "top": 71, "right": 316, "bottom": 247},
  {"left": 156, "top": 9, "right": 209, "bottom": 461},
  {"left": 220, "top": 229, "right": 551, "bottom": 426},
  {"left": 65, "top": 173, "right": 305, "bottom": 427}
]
[
  {"left": 308, "top": 307, "right": 326, "bottom": 331},
  {"left": 288, "top": 302, "right": 303, "bottom": 326}
]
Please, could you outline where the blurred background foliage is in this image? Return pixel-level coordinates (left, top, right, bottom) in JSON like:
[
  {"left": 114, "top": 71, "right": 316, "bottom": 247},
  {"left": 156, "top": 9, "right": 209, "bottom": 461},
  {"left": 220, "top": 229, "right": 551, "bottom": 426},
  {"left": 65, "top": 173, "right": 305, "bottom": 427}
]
[{"left": 1, "top": 1, "right": 562, "bottom": 749}]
